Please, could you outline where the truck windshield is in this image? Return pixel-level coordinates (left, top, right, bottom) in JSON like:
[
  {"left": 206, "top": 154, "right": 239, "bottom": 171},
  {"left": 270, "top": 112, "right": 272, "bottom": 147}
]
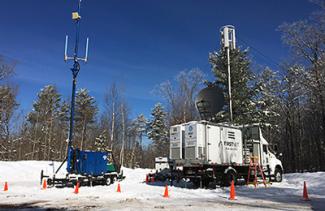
[{"left": 243, "top": 126, "right": 260, "bottom": 141}]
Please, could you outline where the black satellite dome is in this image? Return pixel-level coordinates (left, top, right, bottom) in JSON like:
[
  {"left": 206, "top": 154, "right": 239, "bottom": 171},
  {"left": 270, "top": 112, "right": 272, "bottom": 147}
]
[{"left": 195, "top": 85, "right": 225, "bottom": 121}]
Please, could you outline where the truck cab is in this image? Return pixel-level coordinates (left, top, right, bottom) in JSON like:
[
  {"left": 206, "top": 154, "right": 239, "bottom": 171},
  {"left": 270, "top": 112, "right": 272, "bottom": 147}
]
[{"left": 243, "top": 125, "right": 283, "bottom": 182}]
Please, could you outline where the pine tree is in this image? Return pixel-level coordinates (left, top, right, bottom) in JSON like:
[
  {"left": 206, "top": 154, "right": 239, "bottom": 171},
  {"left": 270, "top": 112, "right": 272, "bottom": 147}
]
[
  {"left": 27, "top": 85, "right": 61, "bottom": 160},
  {"left": 75, "top": 88, "right": 97, "bottom": 150},
  {"left": 134, "top": 114, "right": 148, "bottom": 148},
  {"left": 147, "top": 103, "right": 168, "bottom": 156},
  {"left": 209, "top": 48, "right": 255, "bottom": 124},
  {"left": 250, "top": 67, "right": 284, "bottom": 152},
  {"left": 94, "top": 133, "right": 109, "bottom": 151},
  {"left": 55, "top": 101, "right": 70, "bottom": 160},
  {"left": 0, "top": 86, "right": 18, "bottom": 160},
  {"left": 128, "top": 114, "right": 148, "bottom": 167},
  {"left": 253, "top": 67, "right": 281, "bottom": 127}
]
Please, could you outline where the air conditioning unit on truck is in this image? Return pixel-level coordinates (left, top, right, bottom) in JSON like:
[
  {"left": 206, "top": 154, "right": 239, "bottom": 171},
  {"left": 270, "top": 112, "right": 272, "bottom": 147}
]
[{"left": 169, "top": 120, "right": 283, "bottom": 187}]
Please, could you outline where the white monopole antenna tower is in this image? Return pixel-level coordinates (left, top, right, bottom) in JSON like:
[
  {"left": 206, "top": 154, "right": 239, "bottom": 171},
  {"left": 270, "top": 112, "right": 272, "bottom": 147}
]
[{"left": 220, "top": 25, "right": 236, "bottom": 122}]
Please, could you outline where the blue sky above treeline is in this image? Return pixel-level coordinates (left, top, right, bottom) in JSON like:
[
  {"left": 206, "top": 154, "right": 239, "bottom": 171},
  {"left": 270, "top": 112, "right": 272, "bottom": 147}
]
[{"left": 0, "top": 0, "right": 318, "bottom": 118}]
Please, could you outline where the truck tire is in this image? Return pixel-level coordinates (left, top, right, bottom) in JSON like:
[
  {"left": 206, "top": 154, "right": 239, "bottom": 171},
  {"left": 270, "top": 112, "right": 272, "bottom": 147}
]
[
  {"left": 113, "top": 176, "right": 117, "bottom": 183},
  {"left": 106, "top": 177, "right": 112, "bottom": 185},
  {"left": 191, "top": 178, "right": 201, "bottom": 189},
  {"left": 40, "top": 170, "right": 44, "bottom": 185},
  {"left": 273, "top": 168, "right": 282, "bottom": 182},
  {"left": 47, "top": 178, "right": 52, "bottom": 186},
  {"left": 223, "top": 170, "right": 237, "bottom": 187}
]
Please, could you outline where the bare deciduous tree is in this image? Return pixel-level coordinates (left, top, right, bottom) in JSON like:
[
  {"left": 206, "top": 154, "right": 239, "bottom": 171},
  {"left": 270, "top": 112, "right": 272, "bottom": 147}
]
[{"left": 157, "top": 69, "right": 204, "bottom": 125}]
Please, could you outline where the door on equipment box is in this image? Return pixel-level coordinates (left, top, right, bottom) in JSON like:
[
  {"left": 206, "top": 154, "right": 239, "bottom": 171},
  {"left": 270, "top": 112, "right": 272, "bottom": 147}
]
[
  {"left": 261, "top": 144, "right": 269, "bottom": 167},
  {"left": 252, "top": 142, "right": 261, "bottom": 164}
]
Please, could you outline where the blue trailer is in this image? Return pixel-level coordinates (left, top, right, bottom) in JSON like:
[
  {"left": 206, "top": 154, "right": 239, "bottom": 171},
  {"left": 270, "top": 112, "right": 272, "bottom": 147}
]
[
  {"left": 67, "top": 148, "right": 110, "bottom": 176},
  {"left": 41, "top": 147, "right": 124, "bottom": 187}
]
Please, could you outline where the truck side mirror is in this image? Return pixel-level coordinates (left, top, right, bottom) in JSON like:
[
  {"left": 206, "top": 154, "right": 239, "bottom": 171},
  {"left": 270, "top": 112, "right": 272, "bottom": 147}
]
[{"left": 272, "top": 144, "right": 278, "bottom": 152}]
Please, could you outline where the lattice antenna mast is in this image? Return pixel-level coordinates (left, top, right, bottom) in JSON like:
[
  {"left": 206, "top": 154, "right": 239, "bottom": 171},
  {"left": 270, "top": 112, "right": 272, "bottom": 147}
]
[
  {"left": 65, "top": 0, "right": 89, "bottom": 151},
  {"left": 220, "top": 25, "right": 236, "bottom": 122}
]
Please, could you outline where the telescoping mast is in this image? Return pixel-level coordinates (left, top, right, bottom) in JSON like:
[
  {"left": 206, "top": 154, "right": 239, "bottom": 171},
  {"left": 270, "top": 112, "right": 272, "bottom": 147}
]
[{"left": 55, "top": 0, "right": 89, "bottom": 174}]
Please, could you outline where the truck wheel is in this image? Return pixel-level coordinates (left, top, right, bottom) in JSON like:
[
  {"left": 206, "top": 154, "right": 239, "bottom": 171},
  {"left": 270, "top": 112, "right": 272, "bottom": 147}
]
[
  {"left": 274, "top": 168, "right": 282, "bottom": 182},
  {"left": 47, "top": 178, "right": 52, "bottom": 186},
  {"left": 223, "top": 170, "right": 237, "bottom": 187},
  {"left": 191, "top": 178, "right": 201, "bottom": 189},
  {"left": 106, "top": 177, "right": 112, "bottom": 185},
  {"left": 112, "top": 176, "right": 117, "bottom": 183},
  {"left": 89, "top": 178, "right": 93, "bottom": 187}
]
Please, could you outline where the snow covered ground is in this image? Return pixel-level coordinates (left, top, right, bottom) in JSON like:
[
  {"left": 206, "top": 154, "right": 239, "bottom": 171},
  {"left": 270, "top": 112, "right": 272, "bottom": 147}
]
[{"left": 0, "top": 161, "right": 324, "bottom": 210}]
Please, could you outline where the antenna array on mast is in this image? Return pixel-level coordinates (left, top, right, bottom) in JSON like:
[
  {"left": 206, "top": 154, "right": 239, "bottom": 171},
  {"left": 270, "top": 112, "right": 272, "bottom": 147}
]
[
  {"left": 220, "top": 25, "right": 236, "bottom": 50},
  {"left": 220, "top": 25, "right": 236, "bottom": 122},
  {"left": 64, "top": 1, "right": 89, "bottom": 63},
  {"left": 65, "top": 0, "right": 90, "bottom": 151}
]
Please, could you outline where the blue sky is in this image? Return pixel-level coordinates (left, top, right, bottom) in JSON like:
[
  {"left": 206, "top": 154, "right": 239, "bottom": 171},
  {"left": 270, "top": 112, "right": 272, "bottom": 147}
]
[{"left": 0, "top": 0, "right": 318, "bottom": 119}]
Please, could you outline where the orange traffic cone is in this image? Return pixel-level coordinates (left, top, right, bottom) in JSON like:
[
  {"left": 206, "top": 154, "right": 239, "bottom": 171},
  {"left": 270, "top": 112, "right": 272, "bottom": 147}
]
[
  {"left": 42, "top": 179, "right": 47, "bottom": 190},
  {"left": 163, "top": 185, "right": 169, "bottom": 198},
  {"left": 229, "top": 180, "right": 236, "bottom": 200},
  {"left": 3, "top": 182, "right": 8, "bottom": 191},
  {"left": 117, "top": 183, "right": 121, "bottom": 193},
  {"left": 145, "top": 174, "right": 149, "bottom": 184},
  {"left": 303, "top": 181, "right": 310, "bottom": 201},
  {"left": 74, "top": 182, "right": 79, "bottom": 194}
]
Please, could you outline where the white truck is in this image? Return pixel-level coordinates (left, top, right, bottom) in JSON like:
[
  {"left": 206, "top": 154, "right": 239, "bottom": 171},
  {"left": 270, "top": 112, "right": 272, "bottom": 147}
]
[{"left": 169, "top": 120, "right": 283, "bottom": 187}]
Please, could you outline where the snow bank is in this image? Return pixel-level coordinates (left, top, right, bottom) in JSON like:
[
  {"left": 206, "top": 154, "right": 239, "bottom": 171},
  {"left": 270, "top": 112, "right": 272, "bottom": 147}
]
[
  {"left": 0, "top": 161, "right": 324, "bottom": 210},
  {"left": 284, "top": 172, "right": 325, "bottom": 197},
  {"left": 0, "top": 161, "right": 63, "bottom": 184}
]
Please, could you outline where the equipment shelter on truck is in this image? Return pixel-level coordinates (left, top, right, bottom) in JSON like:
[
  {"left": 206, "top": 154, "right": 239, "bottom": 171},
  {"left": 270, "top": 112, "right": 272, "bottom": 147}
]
[{"left": 168, "top": 120, "right": 283, "bottom": 187}]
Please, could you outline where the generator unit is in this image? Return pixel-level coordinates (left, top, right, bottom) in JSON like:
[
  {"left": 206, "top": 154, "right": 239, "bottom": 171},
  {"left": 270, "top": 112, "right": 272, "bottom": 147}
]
[
  {"left": 169, "top": 124, "right": 185, "bottom": 160},
  {"left": 67, "top": 148, "right": 110, "bottom": 176},
  {"left": 184, "top": 121, "right": 206, "bottom": 160}
]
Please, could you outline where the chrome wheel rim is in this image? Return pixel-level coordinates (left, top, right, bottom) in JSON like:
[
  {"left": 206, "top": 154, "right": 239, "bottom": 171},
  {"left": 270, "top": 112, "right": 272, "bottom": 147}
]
[
  {"left": 275, "top": 172, "right": 281, "bottom": 181},
  {"left": 106, "top": 178, "right": 111, "bottom": 185}
]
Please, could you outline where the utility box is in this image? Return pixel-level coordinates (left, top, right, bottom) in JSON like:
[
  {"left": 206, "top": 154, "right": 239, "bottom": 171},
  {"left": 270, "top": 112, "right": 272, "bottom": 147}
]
[
  {"left": 169, "top": 124, "right": 185, "bottom": 160},
  {"left": 206, "top": 125, "right": 243, "bottom": 164},
  {"left": 42, "top": 147, "right": 123, "bottom": 188},
  {"left": 67, "top": 148, "right": 109, "bottom": 176},
  {"left": 155, "top": 157, "right": 169, "bottom": 172},
  {"left": 184, "top": 121, "right": 206, "bottom": 160},
  {"left": 178, "top": 121, "right": 243, "bottom": 164}
]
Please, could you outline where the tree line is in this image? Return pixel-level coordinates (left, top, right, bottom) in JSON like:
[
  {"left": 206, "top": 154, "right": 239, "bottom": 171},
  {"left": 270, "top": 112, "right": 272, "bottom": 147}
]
[{"left": 1, "top": 2, "right": 325, "bottom": 171}]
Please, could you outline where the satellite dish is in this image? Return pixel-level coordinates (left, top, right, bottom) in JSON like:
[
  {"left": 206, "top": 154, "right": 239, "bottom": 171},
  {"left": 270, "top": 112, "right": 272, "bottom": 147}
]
[{"left": 195, "top": 85, "right": 225, "bottom": 121}]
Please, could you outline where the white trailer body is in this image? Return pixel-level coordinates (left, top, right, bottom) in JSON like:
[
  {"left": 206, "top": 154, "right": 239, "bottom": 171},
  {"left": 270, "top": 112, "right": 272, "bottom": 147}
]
[
  {"left": 183, "top": 121, "right": 243, "bottom": 165},
  {"left": 170, "top": 124, "right": 185, "bottom": 160},
  {"left": 168, "top": 120, "right": 284, "bottom": 187},
  {"left": 207, "top": 124, "right": 243, "bottom": 164}
]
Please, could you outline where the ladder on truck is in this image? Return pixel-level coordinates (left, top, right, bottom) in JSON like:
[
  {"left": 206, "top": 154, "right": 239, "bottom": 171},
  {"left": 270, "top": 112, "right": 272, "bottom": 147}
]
[{"left": 247, "top": 156, "right": 267, "bottom": 188}]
